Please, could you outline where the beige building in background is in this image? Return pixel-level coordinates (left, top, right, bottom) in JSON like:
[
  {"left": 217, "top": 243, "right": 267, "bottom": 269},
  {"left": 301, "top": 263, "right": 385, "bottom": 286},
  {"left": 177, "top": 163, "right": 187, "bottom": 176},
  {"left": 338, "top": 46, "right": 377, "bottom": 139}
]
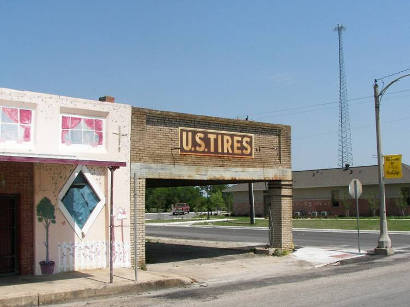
[{"left": 227, "top": 164, "right": 410, "bottom": 217}]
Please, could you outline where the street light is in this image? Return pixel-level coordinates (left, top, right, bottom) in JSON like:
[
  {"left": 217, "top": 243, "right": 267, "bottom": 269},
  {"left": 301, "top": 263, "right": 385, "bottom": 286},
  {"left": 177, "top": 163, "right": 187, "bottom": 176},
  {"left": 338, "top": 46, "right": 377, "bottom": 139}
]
[{"left": 373, "top": 73, "right": 410, "bottom": 255}]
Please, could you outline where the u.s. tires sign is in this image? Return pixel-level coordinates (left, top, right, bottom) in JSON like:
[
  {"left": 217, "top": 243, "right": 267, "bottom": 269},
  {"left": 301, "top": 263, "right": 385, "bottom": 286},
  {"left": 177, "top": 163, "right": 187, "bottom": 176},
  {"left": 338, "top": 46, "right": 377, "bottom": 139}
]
[{"left": 179, "top": 127, "right": 254, "bottom": 158}]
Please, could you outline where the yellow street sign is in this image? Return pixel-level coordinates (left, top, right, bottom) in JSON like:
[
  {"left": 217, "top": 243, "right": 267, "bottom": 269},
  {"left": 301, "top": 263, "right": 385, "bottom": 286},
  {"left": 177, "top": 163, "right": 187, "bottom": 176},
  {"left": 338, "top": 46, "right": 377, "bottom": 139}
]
[{"left": 384, "top": 154, "right": 402, "bottom": 178}]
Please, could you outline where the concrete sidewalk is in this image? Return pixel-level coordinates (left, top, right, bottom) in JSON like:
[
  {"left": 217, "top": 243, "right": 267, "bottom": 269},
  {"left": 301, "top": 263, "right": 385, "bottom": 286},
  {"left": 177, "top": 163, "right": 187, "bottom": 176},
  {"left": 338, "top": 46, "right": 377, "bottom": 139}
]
[
  {"left": 0, "top": 238, "right": 370, "bottom": 307},
  {"left": 0, "top": 267, "right": 193, "bottom": 307},
  {"left": 146, "top": 237, "right": 369, "bottom": 284}
]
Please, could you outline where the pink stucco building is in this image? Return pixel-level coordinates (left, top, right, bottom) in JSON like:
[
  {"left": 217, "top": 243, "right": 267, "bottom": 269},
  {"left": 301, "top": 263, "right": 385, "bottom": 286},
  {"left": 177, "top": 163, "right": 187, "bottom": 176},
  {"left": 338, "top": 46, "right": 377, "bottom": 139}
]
[{"left": 0, "top": 88, "right": 131, "bottom": 275}]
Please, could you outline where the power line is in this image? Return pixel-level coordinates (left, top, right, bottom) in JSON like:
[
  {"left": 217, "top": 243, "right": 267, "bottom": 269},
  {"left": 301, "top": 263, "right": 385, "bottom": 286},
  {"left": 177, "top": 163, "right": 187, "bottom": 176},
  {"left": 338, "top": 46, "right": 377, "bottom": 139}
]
[
  {"left": 294, "top": 113, "right": 410, "bottom": 142},
  {"left": 376, "top": 67, "right": 410, "bottom": 81},
  {"left": 247, "top": 88, "right": 410, "bottom": 120}
]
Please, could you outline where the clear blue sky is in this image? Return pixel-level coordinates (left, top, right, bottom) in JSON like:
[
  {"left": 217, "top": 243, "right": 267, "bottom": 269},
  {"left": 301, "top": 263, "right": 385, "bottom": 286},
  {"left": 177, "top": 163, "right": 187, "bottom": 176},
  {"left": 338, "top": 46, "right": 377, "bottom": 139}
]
[{"left": 1, "top": 0, "right": 409, "bottom": 170}]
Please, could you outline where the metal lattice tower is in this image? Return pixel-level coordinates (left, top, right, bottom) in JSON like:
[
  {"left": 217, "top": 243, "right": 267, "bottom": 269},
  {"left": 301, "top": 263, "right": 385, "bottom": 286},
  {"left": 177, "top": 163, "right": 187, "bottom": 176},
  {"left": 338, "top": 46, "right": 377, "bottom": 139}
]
[{"left": 335, "top": 24, "right": 353, "bottom": 168}]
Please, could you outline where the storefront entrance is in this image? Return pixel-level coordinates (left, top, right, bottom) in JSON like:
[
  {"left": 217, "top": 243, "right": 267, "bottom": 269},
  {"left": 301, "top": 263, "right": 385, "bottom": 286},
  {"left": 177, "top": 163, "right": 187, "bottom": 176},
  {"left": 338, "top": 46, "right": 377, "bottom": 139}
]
[{"left": 0, "top": 195, "right": 18, "bottom": 275}]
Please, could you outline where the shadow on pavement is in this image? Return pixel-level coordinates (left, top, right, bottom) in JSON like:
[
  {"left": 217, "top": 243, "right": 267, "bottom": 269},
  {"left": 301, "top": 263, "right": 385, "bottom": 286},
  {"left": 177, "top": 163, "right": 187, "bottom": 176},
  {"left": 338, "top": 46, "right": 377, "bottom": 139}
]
[
  {"left": 146, "top": 242, "right": 251, "bottom": 264},
  {"left": 0, "top": 270, "right": 93, "bottom": 286}
]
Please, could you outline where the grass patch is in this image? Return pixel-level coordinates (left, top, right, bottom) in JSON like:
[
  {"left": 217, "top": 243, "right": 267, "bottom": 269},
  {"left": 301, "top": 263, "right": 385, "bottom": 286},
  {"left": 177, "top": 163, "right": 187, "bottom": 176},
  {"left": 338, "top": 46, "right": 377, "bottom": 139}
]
[
  {"left": 146, "top": 215, "right": 410, "bottom": 231},
  {"left": 207, "top": 216, "right": 267, "bottom": 227},
  {"left": 196, "top": 217, "right": 410, "bottom": 231},
  {"left": 293, "top": 218, "right": 410, "bottom": 231},
  {"left": 146, "top": 215, "right": 227, "bottom": 224}
]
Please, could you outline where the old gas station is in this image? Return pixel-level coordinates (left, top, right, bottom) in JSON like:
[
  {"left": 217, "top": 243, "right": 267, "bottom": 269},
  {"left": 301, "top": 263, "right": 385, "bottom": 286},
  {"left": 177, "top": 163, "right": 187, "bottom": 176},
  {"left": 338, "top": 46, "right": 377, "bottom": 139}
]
[{"left": 129, "top": 107, "right": 293, "bottom": 266}]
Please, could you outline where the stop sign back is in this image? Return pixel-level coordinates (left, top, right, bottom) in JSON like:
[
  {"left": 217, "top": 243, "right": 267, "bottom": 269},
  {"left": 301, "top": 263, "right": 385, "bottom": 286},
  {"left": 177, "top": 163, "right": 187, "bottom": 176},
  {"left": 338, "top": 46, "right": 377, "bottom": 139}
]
[{"left": 349, "top": 179, "right": 362, "bottom": 199}]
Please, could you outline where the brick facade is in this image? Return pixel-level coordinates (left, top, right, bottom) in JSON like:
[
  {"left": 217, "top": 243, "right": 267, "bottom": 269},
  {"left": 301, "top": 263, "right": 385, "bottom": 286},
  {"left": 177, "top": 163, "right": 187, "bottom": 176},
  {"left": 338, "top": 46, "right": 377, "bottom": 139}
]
[
  {"left": 267, "top": 181, "right": 293, "bottom": 250},
  {"left": 131, "top": 108, "right": 291, "bottom": 170},
  {"left": 130, "top": 176, "right": 146, "bottom": 267},
  {"left": 0, "top": 162, "right": 34, "bottom": 275},
  {"left": 130, "top": 107, "right": 293, "bottom": 264},
  {"left": 293, "top": 198, "right": 406, "bottom": 217},
  {"left": 231, "top": 182, "right": 409, "bottom": 218}
]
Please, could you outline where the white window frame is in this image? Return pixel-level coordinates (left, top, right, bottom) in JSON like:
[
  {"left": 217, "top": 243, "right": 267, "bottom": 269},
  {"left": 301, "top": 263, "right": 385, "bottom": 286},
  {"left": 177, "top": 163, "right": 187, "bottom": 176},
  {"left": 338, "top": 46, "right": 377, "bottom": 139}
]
[
  {"left": 60, "top": 114, "right": 105, "bottom": 150},
  {"left": 0, "top": 106, "right": 34, "bottom": 146},
  {"left": 58, "top": 165, "right": 106, "bottom": 238}
]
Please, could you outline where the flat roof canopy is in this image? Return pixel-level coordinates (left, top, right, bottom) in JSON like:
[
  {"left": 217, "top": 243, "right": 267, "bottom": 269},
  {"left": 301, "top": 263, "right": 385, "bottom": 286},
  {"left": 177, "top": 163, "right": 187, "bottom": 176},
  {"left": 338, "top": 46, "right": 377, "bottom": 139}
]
[{"left": 0, "top": 154, "right": 126, "bottom": 168}]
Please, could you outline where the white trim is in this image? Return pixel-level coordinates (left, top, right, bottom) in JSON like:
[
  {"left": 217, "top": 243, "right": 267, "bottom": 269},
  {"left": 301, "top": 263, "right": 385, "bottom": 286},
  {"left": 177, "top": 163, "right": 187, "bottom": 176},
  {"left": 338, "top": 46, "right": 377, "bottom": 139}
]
[{"left": 58, "top": 165, "right": 106, "bottom": 238}]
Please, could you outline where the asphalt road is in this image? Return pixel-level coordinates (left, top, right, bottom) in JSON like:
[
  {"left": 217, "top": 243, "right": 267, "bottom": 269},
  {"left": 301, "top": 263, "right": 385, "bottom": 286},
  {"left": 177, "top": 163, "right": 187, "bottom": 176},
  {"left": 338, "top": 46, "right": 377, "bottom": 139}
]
[
  {"left": 146, "top": 224, "right": 410, "bottom": 251},
  {"left": 56, "top": 249, "right": 410, "bottom": 307}
]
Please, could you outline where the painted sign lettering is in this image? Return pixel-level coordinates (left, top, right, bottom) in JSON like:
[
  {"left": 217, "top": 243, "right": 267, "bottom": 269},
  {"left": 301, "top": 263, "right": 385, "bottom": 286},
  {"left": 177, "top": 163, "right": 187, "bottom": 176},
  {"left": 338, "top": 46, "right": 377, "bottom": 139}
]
[{"left": 179, "top": 127, "right": 254, "bottom": 158}]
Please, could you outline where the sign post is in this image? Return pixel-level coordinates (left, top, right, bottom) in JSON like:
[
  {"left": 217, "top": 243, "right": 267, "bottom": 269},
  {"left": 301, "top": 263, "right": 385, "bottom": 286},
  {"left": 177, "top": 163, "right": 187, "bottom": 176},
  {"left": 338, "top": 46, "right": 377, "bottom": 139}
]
[{"left": 349, "top": 179, "right": 362, "bottom": 253}]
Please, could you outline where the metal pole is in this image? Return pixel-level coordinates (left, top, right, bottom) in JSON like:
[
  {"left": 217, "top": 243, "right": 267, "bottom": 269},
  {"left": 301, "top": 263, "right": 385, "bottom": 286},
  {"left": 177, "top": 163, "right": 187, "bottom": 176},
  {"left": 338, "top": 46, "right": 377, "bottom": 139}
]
[
  {"left": 354, "top": 181, "right": 360, "bottom": 253},
  {"left": 248, "top": 183, "right": 255, "bottom": 224},
  {"left": 373, "top": 82, "right": 392, "bottom": 254},
  {"left": 133, "top": 173, "right": 138, "bottom": 281},
  {"left": 109, "top": 166, "right": 117, "bottom": 283},
  {"left": 269, "top": 206, "right": 273, "bottom": 248}
]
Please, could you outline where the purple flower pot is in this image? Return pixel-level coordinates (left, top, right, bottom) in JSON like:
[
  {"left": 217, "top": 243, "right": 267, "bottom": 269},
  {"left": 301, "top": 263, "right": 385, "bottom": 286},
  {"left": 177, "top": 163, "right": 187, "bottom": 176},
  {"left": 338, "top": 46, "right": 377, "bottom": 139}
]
[{"left": 39, "top": 261, "right": 55, "bottom": 275}]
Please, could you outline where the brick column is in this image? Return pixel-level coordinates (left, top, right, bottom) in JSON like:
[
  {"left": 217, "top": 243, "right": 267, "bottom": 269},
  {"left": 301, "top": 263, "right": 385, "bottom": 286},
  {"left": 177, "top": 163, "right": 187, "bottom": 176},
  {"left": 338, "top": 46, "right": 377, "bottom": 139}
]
[
  {"left": 267, "top": 180, "right": 293, "bottom": 250},
  {"left": 130, "top": 176, "right": 146, "bottom": 267}
]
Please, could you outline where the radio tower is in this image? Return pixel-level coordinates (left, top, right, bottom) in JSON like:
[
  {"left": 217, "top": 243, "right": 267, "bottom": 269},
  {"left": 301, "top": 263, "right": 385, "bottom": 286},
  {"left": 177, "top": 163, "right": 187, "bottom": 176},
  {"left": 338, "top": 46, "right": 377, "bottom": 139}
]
[{"left": 335, "top": 24, "right": 353, "bottom": 168}]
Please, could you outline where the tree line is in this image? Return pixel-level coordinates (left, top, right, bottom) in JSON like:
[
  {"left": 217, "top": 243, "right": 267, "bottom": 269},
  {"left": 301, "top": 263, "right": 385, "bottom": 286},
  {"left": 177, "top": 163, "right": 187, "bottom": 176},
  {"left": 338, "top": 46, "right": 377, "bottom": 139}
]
[{"left": 146, "top": 185, "right": 232, "bottom": 214}]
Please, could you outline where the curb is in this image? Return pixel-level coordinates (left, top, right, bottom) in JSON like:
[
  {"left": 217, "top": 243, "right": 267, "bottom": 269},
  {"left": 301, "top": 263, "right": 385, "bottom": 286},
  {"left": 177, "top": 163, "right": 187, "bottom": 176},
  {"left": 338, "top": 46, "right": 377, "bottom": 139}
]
[
  {"left": 338, "top": 253, "right": 383, "bottom": 265},
  {"left": 0, "top": 277, "right": 193, "bottom": 307},
  {"left": 146, "top": 236, "right": 263, "bottom": 252}
]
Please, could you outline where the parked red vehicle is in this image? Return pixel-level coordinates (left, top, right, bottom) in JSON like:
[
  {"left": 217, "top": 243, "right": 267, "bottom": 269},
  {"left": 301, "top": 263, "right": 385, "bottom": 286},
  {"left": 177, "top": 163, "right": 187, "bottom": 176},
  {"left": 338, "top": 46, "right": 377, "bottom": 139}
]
[{"left": 172, "top": 203, "right": 190, "bottom": 215}]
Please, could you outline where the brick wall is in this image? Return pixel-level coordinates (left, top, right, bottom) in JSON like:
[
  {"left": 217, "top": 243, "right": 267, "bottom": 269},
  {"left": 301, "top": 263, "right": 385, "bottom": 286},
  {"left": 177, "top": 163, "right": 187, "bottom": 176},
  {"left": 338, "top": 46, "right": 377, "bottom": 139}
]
[
  {"left": 293, "top": 198, "right": 406, "bottom": 217},
  {"left": 0, "top": 162, "right": 34, "bottom": 275},
  {"left": 130, "top": 107, "right": 291, "bottom": 170},
  {"left": 130, "top": 176, "right": 146, "bottom": 267},
  {"left": 267, "top": 180, "right": 293, "bottom": 250},
  {"left": 130, "top": 107, "right": 293, "bottom": 262}
]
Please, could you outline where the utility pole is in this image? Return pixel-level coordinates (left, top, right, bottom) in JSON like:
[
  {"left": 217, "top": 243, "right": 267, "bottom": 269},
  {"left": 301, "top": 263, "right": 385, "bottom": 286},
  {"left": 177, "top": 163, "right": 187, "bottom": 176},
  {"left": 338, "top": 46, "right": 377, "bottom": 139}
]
[
  {"left": 249, "top": 183, "right": 255, "bottom": 224},
  {"left": 373, "top": 73, "right": 410, "bottom": 255},
  {"left": 373, "top": 81, "right": 392, "bottom": 255}
]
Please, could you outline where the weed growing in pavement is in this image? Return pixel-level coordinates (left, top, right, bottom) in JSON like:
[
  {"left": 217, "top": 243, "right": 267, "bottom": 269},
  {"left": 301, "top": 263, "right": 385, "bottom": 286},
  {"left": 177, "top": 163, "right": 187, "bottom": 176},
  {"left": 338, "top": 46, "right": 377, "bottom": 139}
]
[{"left": 273, "top": 249, "right": 291, "bottom": 257}]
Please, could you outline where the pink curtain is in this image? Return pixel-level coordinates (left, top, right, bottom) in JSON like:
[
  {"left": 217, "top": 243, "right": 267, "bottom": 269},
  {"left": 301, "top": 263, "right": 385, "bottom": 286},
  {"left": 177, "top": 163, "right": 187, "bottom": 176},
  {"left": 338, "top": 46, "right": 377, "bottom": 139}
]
[
  {"left": 84, "top": 119, "right": 103, "bottom": 131},
  {"left": 95, "top": 119, "right": 103, "bottom": 131},
  {"left": 2, "top": 108, "right": 18, "bottom": 123},
  {"left": 21, "top": 126, "right": 31, "bottom": 142},
  {"left": 61, "top": 116, "right": 103, "bottom": 146},
  {"left": 84, "top": 118, "right": 103, "bottom": 145},
  {"left": 61, "top": 130, "right": 69, "bottom": 143},
  {"left": 20, "top": 110, "right": 32, "bottom": 142},
  {"left": 96, "top": 131, "right": 103, "bottom": 145},
  {"left": 19, "top": 109, "right": 32, "bottom": 124},
  {"left": 62, "top": 116, "right": 81, "bottom": 129},
  {"left": 95, "top": 120, "right": 103, "bottom": 144},
  {"left": 84, "top": 119, "right": 94, "bottom": 130}
]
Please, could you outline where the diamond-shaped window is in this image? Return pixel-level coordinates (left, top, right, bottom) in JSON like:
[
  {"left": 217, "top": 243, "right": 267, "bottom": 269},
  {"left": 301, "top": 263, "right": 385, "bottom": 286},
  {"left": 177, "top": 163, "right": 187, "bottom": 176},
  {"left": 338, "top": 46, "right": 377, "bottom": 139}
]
[
  {"left": 59, "top": 165, "right": 105, "bottom": 237},
  {"left": 62, "top": 172, "right": 100, "bottom": 229}
]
